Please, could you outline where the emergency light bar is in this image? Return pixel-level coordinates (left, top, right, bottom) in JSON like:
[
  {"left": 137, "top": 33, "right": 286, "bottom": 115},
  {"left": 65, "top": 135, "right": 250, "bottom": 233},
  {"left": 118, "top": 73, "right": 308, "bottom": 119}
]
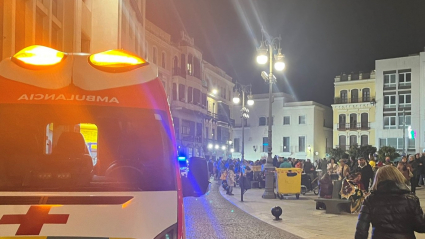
[
  {"left": 12, "top": 45, "right": 66, "bottom": 69},
  {"left": 89, "top": 49, "right": 148, "bottom": 73}
]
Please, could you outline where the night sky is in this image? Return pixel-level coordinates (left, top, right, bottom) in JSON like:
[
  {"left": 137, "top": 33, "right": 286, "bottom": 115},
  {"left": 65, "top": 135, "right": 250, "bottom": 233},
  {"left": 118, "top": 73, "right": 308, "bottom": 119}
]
[{"left": 146, "top": 0, "right": 425, "bottom": 106}]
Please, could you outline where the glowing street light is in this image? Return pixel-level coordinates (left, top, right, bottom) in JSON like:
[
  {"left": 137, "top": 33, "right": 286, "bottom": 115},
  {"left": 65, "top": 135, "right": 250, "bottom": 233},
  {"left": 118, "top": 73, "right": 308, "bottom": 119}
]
[
  {"left": 212, "top": 89, "right": 218, "bottom": 95},
  {"left": 221, "top": 145, "right": 226, "bottom": 150},
  {"left": 215, "top": 144, "right": 219, "bottom": 149},
  {"left": 208, "top": 143, "right": 213, "bottom": 149},
  {"left": 233, "top": 96, "right": 240, "bottom": 104}
]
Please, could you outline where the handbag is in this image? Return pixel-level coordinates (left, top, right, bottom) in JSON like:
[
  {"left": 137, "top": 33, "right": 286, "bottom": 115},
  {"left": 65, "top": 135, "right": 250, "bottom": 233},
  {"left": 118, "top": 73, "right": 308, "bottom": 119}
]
[{"left": 409, "top": 170, "right": 414, "bottom": 178}]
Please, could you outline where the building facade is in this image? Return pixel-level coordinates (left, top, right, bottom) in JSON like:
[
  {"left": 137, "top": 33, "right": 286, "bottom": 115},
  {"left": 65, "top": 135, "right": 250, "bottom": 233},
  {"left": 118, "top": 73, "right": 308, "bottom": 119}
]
[
  {"left": 375, "top": 51, "right": 425, "bottom": 153},
  {"left": 232, "top": 93, "right": 333, "bottom": 160},
  {"left": 145, "top": 20, "right": 235, "bottom": 159},
  {"left": 332, "top": 71, "right": 376, "bottom": 150},
  {"left": 0, "top": 0, "right": 146, "bottom": 59}
]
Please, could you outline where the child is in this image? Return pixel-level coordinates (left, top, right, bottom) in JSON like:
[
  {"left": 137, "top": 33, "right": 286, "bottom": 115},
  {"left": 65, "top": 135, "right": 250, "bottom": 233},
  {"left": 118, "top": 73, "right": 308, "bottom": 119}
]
[{"left": 226, "top": 165, "right": 235, "bottom": 195}]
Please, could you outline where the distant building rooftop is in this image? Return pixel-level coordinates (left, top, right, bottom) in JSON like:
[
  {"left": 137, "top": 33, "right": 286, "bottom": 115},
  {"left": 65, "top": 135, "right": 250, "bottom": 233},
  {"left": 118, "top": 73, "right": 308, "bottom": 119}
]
[{"left": 335, "top": 70, "right": 375, "bottom": 82}]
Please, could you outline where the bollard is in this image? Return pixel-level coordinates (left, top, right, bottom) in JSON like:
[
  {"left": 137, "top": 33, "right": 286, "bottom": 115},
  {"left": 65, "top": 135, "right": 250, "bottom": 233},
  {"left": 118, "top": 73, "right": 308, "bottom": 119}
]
[{"left": 271, "top": 206, "right": 282, "bottom": 221}]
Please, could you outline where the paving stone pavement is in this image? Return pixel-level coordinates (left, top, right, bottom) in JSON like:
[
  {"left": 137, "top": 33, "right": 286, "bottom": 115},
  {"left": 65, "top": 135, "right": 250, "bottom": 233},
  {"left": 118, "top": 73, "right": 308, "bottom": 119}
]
[{"left": 184, "top": 182, "right": 302, "bottom": 239}]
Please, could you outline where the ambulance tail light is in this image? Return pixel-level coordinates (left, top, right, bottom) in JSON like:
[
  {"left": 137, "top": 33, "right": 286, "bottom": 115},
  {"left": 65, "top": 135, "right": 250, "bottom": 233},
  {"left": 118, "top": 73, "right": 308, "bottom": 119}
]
[
  {"left": 88, "top": 49, "right": 148, "bottom": 73},
  {"left": 12, "top": 45, "right": 66, "bottom": 69}
]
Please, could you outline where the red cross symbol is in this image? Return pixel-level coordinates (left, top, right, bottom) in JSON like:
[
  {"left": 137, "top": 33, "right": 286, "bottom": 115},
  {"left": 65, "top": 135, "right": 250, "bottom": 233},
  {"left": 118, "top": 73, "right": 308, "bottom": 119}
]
[{"left": 0, "top": 206, "right": 69, "bottom": 235}]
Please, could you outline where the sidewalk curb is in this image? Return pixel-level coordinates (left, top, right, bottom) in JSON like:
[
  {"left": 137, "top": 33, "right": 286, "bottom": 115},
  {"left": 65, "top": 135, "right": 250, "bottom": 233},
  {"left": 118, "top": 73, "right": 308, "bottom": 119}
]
[{"left": 217, "top": 182, "right": 320, "bottom": 239}]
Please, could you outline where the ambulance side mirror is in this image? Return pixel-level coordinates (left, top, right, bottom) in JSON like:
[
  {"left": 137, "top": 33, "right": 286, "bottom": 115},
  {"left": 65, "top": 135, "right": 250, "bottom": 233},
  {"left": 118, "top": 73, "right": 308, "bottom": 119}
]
[{"left": 182, "top": 157, "right": 210, "bottom": 197}]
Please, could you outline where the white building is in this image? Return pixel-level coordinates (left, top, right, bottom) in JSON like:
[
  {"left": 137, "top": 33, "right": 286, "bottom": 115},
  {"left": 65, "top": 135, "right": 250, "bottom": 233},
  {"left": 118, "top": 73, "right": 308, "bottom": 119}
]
[
  {"left": 232, "top": 93, "right": 333, "bottom": 160},
  {"left": 375, "top": 50, "right": 425, "bottom": 153}
]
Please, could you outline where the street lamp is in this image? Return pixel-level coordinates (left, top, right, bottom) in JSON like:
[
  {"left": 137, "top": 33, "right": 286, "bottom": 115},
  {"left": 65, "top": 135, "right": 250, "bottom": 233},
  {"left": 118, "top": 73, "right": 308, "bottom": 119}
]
[
  {"left": 233, "top": 83, "right": 253, "bottom": 163},
  {"left": 212, "top": 89, "right": 218, "bottom": 95},
  {"left": 215, "top": 144, "right": 219, "bottom": 150},
  {"left": 208, "top": 143, "right": 213, "bottom": 149},
  {"left": 256, "top": 29, "right": 286, "bottom": 199}
]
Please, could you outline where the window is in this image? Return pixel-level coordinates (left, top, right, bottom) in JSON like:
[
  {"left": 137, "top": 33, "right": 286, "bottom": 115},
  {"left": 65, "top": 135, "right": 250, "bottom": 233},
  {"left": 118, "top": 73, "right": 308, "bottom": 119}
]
[
  {"left": 259, "top": 117, "right": 266, "bottom": 126},
  {"left": 384, "top": 116, "right": 397, "bottom": 129},
  {"left": 283, "top": 116, "right": 290, "bottom": 125},
  {"left": 52, "top": 0, "right": 58, "bottom": 17},
  {"left": 349, "top": 135, "right": 357, "bottom": 146},
  {"left": 361, "top": 135, "right": 368, "bottom": 146},
  {"left": 263, "top": 137, "right": 268, "bottom": 152},
  {"left": 339, "top": 135, "right": 346, "bottom": 148},
  {"left": 299, "top": 115, "right": 306, "bottom": 124},
  {"left": 178, "top": 84, "right": 185, "bottom": 102},
  {"left": 397, "top": 138, "right": 404, "bottom": 149},
  {"left": 234, "top": 138, "right": 240, "bottom": 152},
  {"left": 360, "top": 113, "right": 368, "bottom": 129},
  {"left": 384, "top": 95, "right": 396, "bottom": 108},
  {"left": 212, "top": 129, "right": 215, "bottom": 139},
  {"left": 408, "top": 138, "right": 415, "bottom": 149},
  {"left": 187, "top": 54, "right": 193, "bottom": 75},
  {"left": 298, "top": 136, "right": 306, "bottom": 152},
  {"left": 351, "top": 89, "right": 358, "bottom": 103},
  {"left": 384, "top": 73, "right": 396, "bottom": 88},
  {"left": 398, "top": 115, "right": 411, "bottom": 128},
  {"left": 173, "top": 117, "right": 179, "bottom": 139},
  {"left": 399, "top": 71, "right": 411, "bottom": 86},
  {"left": 340, "top": 90, "right": 348, "bottom": 103},
  {"left": 187, "top": 87, "right": 193, "bottom": 103},
  {"left": 283, "top": 137, "right": 290, "bottom": 152},
  {"left": 152, "top": 47, "right": 157, "bottom": 64},
  {"left": 172, "top": 83, "right": 177, "bottom": 101},
  {"left": 362, "top": 88, "right": 370, "bottom": 102},
  {"left": 161, "top": 52, "right": 166, "bottom": 68},
  {"left": 205, "top": 127, "right": 208, "bottom": 139},
  {"left": 399, "top": 94, "right": 411, "bottom": 107},
  {"left": 339, "top": 114, "right": 346, "bottom": 130},
  {"left": 193, "top": 89, "right": 201, "bottom": 105}
]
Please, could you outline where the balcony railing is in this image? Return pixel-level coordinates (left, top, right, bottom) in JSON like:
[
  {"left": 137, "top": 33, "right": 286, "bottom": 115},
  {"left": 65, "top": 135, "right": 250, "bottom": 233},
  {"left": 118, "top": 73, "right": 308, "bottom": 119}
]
[
  {"left": 337, "top": 122, "right": 370, "bottom": 131},
  {"left": 334, "top": 97, "right": 371, "bottom": 104},
  {"left": 172, "top": 67, "right": 186, "bottom": 78}
]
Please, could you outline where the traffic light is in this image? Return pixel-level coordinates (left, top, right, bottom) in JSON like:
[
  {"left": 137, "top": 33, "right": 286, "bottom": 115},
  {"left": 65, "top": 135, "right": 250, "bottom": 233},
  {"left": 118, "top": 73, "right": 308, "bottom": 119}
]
[{"left": 408, "top": 126, "right": 416, "bottom": 139}]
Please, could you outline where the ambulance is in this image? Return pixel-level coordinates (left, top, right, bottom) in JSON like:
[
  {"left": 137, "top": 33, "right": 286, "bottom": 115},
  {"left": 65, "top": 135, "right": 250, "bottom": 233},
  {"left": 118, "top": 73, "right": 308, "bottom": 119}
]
[{"left": 0, "top": 45, "right": 208, "bottom": 239}]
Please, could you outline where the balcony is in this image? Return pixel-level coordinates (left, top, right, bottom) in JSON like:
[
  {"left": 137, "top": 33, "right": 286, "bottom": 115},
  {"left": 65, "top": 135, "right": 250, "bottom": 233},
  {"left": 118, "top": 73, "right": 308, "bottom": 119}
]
[
  {"left": 182, "top": 135, "right": 202, "bottom": 143},
  {"left": 172, "top": 67, "right": 186, "bottom": 78},
  {"left": 207, "top": 111, "right": 235, "bottom": 126},
  {"left": 337, "top": 122, "right": 370, "bottom": 131},
  {"left": 334, "top": 97, "right": 372, "bottom": 104}
]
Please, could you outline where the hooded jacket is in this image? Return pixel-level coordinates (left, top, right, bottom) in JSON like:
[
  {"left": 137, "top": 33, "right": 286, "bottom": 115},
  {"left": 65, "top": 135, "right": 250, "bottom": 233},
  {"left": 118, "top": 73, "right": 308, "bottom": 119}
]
[{"left": 355, "top": 180, "right": 425, "bottom": 239}]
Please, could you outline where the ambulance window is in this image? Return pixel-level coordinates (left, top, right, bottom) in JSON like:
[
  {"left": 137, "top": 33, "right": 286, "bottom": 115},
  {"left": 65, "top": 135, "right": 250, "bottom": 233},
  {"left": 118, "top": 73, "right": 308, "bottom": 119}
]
[{"left": 45, "top": 123, "right": 97, "bottom": 166}]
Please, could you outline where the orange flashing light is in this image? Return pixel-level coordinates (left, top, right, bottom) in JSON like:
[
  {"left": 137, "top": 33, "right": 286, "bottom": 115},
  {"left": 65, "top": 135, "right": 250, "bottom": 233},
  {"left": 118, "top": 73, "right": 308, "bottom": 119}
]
[
  {"left": 12, "top": 45, "right": 66, "bottom": 69},
  {"left": 121, "top": 198, "right": 134, "bottom": 209},
  {"left": 89, "top": 49, "right": 148, "bottom": 73}
]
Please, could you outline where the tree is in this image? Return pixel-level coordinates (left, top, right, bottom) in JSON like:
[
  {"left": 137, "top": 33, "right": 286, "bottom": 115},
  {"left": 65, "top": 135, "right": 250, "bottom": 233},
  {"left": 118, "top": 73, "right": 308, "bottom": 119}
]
[
  {"left": 329, "top": 147, "right": 348, "bottom": 161},
  {"left": 348, "top": 145, "right": 377, "bottom": 159},
  {"left": 377, "top": 146, "right": 400, "bottom": 162},
  {"left": 358, "top": 145, "right": 377, "bottom": 159}
]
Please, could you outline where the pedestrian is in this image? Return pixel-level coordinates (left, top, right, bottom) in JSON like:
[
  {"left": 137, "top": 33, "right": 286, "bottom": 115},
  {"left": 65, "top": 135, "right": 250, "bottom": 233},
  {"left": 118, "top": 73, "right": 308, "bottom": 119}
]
[
  {"left": 349, "top": 156, "right": 358, "bottom": 174},
  {"left": 327, "top": 158, "right": 339, "bottom": 180},
  {"left": 419, "top": 152, "right": 425, "bottom": 186},
  {"left": 279, "top": 158, "right": 292, "bottom": 168},
  {"left": 355, "top": 165, "right": 425, "bottom": 239},
  {"left": 226, "top": 165, "right": 235, "bottom": 195},
  {"left": 396, "top": 156, "right": 411, "bottom": 183},
  {"left": 368, "top": 154, "right": 377, "bottom": 172},
  {"left": 337, "top": 158, "right": 350, "bottom": 180},
  {"left": 355, "top": 157, "right": 374, "bottom": 192},
  {"left": 409, "top": 155, "right": 419, "bottom": 194},
  {"left": 320, "top": 158, "right": 327, "bottom": 175},
  {"left": 383, "top": 156, "right": 392, "bottom": 166}
]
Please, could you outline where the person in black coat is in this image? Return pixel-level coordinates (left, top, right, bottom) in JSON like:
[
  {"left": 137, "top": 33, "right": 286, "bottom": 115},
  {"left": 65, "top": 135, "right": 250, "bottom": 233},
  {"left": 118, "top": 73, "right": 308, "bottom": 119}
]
[
  {"left": 355, "top": 165, "right": 425, "bottom": 239},
  {"left": 355, "top": 157, "right": 374, "bottom": 192}
]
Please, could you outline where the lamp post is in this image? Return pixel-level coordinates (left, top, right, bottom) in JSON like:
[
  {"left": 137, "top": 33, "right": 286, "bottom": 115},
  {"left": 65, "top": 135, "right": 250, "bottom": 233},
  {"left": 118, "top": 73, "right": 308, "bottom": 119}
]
[
  {"left": 233, "top": 83, "right": 254, "bottom": 202},
  {"left": 256, "top": 29, "right": 285, "bottom": 199}
]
